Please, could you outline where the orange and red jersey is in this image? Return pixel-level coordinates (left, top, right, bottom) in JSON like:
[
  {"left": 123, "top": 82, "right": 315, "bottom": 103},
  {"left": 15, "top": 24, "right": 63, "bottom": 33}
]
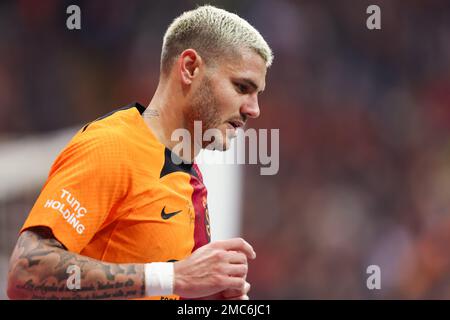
[{"left": 21, "top": 103, "right": 211, "bottom": 299}]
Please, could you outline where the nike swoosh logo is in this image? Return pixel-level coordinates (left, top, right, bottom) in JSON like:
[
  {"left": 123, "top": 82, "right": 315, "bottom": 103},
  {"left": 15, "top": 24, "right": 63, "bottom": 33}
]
[{"left": 161, "top": 206, "right": 182, "bottom": 220}]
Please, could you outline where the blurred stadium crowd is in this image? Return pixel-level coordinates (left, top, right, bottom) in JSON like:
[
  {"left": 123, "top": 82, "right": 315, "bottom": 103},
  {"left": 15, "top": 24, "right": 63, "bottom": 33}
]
[{"left": 1, "top": 0, "right": 450, "bottom": 298}]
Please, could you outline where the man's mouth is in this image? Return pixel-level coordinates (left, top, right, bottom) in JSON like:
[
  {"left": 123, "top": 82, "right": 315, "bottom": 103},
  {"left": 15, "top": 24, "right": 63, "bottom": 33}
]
[{"left": 227, "top": 120, "right": 244, "bottom": 129}]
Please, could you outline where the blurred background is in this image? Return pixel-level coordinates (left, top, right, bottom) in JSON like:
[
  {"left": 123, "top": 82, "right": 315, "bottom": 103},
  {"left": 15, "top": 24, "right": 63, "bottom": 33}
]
[{"left": 1, "top": 0, "right": 450, "bottom": 299}]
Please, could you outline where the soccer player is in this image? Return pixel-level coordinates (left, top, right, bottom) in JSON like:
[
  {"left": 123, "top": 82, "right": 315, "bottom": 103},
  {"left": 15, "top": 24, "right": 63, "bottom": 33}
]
[{"left": 7, "top": 5, "right": 272, "bottom": 300}]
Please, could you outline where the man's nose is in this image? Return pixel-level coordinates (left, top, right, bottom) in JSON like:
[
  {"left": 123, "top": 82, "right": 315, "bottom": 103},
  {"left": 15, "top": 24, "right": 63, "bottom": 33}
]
[{"left": 241, "top": 95, "right": 260, "bottom": 119}]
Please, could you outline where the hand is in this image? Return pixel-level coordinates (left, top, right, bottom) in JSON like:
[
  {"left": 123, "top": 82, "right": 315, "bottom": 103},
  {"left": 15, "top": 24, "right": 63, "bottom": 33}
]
[{"left": 173, "top": 238, "right": 256, "bottom": 299}]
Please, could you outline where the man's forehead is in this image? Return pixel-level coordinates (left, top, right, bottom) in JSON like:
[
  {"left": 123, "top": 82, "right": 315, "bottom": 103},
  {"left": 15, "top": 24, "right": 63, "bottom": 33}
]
[{"left": 220, "top": 48, "right": 267, "bottom": 90}]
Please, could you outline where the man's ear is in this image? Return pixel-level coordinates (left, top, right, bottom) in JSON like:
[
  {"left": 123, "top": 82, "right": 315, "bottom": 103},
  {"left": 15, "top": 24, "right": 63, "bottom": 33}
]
[{"left": 179, "top": 49, "right": 202, "bottom": 85}]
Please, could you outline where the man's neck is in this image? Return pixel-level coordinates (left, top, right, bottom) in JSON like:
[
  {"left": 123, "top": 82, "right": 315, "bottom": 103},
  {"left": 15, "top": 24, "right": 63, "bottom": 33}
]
[{"left": 142, "top": 84, "right": 198, "bottom": 163}]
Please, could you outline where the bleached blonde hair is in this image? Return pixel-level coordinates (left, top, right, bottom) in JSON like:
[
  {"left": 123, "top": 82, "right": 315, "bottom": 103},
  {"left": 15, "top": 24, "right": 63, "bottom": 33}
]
[{"left": 161, "top": 5, "right": 273, "bottom": 75}]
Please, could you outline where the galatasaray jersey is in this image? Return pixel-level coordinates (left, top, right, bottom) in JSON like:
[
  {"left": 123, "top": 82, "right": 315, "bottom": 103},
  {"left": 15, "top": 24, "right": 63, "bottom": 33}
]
[{"left": 21, "top": 103, "right": 211, "bottom": 299}]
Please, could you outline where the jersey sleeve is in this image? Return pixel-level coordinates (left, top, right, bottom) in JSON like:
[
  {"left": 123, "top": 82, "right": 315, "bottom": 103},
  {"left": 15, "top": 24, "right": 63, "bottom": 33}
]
[{"left": 21, "top": 127, "right": 130, "bottom": 253}]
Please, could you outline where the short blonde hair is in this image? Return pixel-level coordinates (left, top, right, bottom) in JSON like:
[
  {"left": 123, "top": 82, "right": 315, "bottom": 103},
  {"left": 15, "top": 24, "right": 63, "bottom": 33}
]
[{"left": 161, "top": 5, "right": 273, "bottom": 75}]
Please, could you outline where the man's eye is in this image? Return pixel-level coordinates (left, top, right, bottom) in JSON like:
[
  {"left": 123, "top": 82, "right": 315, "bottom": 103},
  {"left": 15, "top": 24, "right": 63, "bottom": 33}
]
[{"left": 235, "top": 83, "right": 248, "bottom": 94}]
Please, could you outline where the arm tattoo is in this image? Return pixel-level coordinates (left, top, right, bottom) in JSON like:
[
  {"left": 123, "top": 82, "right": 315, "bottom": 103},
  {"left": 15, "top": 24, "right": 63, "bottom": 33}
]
[{"left": 8, "top": 227, "right": 146, "bottom": 300}]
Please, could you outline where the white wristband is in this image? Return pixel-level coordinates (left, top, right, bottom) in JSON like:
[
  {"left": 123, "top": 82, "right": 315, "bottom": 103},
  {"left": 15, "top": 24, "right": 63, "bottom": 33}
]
[{"left": 144, "top": 262, "right": 174, "bottom": 297}]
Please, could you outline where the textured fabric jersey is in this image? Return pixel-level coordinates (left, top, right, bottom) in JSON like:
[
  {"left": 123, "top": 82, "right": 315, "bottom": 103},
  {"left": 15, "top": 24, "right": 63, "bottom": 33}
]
[{"left": 21, "top": 103, "right": 211, "bottom": 299}]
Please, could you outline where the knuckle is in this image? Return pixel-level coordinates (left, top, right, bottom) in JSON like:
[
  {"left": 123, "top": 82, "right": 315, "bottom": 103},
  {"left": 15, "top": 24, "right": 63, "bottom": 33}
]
[
  {"left": 210, "top": 250, "right": 221, "bottom": 260},
  {"left": 233, "top": 264, "right": 247, "bottom": 277},
  {"left": 209, "top": 241, "right": 219, "bottom": 248},
  {"left": 216, "top": 250, "right": 227, "bottom": 261},
  {"left": 213, "top": 274, "right": 225, "bottom": 287},
  {"left": 237, "top": 253, "right": 247, "bottom": 264},
  {"left": 214, "top": 263, "right": 226, "bottom": 274}
]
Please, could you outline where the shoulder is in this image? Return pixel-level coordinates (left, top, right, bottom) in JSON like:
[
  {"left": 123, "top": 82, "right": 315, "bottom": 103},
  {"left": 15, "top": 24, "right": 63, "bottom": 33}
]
[
  {"left": 52, "top": 121, "right": 134, "bottom": 176},
  {"left": 73, "top": 125, "right": 129, "bottom": 157}
]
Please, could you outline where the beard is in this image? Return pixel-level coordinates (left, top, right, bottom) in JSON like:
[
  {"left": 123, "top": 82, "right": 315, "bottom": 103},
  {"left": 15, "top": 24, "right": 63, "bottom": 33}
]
[{"left": 187, "top": 76, "right": 230, "bottom": 151}]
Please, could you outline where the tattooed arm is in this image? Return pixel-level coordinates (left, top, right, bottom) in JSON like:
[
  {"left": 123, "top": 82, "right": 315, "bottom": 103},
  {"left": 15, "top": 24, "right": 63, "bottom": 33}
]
[
  {"left": 8, "top": 227, "right": 257, "bottom": 300},
  {"left": 7, "top": 227, "right": 145, "bottom": 300}
]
